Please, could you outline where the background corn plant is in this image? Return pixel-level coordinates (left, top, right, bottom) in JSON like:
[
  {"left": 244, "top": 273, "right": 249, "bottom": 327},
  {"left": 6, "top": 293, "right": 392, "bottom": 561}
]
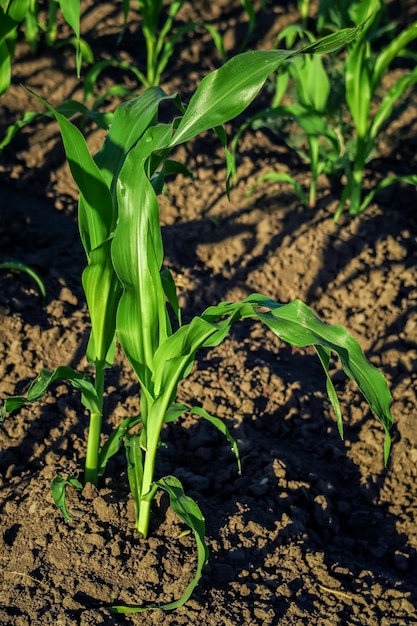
[
  {"left": 233, "top": 23, "right": 343, "bottom": 209},
  {"left": 0, "top": 0, "right": 88, "bottom": 95},
  {"left": 1, "top": 28, "right": 394, "bottom": 613},
  {"left": 233, "top": 0, "right": 417, "bottom": 217},
  {"left": 335, "top": 0, "right": 417, "bottom": 217},
  {"left": 83, "top": 0, "right": 227, "bottom": 106}
]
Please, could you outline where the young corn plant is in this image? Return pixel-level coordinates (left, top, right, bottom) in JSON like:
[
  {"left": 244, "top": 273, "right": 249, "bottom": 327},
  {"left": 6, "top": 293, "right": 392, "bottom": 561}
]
[
  {"left": 232, "top": 24, "right": 343, "bottom": 208},
  {"left": 0, "top": 0, "right": 87, "bottom": 95},
  {"left": 1, "top": 28, "right": 394, "bottom": 614},
  {"left": 83, "top": 0, "right": 226, "bottom": 105},
  {"left": 334, "top": 1, "right": 417, "bottom": 218}
]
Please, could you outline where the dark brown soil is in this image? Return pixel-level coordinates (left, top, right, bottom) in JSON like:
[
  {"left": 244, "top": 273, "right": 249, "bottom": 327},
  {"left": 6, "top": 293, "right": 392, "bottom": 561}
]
[{"left": 0, "top": 2, "right": 417, "bottom": 625}]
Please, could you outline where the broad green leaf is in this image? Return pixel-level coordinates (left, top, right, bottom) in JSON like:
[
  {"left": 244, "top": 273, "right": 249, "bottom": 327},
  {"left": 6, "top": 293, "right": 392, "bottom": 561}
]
[
  {"left": 94, "top": 87, "right": 176, "bottom": 196},
  {"left": 202, "top": 295, "right": 393, "bottom": 463},
  {"left": 112, "top": 123, "right": 174, "bottom": 388},
  {"left": 170, "top": 50, "right": 295, "bottom": 146},
  {"left": 82, "top": 241, "right": 121, "bottom": 367},
  {"left": 294, "top": 54, "right": 330, "bottom": 113},
  {"left": 346, "top": 39, "right": 372, "bottom": 139},
  {"left": 372, "top": 21, "right": 417, "bottom": 90},
  {"left": 0, "top": 39, "right": 11, "bottom": 95},
  {"left": 171, "top": 25, "right": 363, "bottom": 147},
  {"left": 51, "top": 475, "right": 83, "bottom": 523},
  {"left": 3, "top": 0, "right": 30, "bottom": 24},
  {"left": 1, "top": 366, "right": 101, "bottom": 419},
  {"left": 109, "top": 475, "right": 208, "bottom": 613},
  {"left": 28, "top": 90, "right": 114, "bottom": 252}
]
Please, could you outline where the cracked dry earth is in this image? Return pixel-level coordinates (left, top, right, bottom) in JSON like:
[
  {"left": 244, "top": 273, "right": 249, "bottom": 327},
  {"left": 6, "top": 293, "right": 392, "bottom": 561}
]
[{"left": 0, "top": 1, "right": 417, "bottom": 624}]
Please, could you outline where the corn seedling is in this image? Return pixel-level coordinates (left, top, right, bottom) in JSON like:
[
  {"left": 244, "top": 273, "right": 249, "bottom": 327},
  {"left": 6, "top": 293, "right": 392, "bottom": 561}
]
[
  {"left": 1, "top": 27, "right": 394, "bottom": 614},
  {"left": 83, "top": 0, "right": 226, "bottom": 105},
  {"left": 298, "top": 0, "right": 312, "bottom": 28},
  {"left": 0, "top": 0, "right": 89, "bottom": 95},
  {"left": 232, "top": 24, "right": 343, "bottom": 208},
  {"left": 335, "top": 2, "right": 417, "bottom": 218}
]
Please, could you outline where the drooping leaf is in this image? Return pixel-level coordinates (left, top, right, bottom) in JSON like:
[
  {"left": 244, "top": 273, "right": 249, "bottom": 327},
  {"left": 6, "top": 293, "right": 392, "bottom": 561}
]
[
  {"left": 51, "top": 475, "right": 83, "bottom": 523},
  {"left": 109, "top": 475, "right": 208, "bottom": 613},
  {"left": 0, "top": 261, "right": 46, "bottom": 300},
  {"left": 188, "top": 405, "right": 241, "bottom": 473},
  {"left": 1, "top": 366, "right": 100, "bottom": 419},
  {"left": 203, "top": 295, "right": 393, "bottom": 462}
]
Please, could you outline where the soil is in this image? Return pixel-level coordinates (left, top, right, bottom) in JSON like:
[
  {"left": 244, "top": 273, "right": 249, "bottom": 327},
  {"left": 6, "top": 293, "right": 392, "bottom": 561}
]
[{"left": 0, "top": 1, "right": 417, "bottom": 625}]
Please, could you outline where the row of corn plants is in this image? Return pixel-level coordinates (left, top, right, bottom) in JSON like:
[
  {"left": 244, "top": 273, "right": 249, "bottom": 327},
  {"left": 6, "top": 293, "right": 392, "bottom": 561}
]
[
  {"left": 1, "top": 24, "right": 394, "bottom": 614},
  {"left": 232, "top": 0, "right": 417, "bottom": 218}
]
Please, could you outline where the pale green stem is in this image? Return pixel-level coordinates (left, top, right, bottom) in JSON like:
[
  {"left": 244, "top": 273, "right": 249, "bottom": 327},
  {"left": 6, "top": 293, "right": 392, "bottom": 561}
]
[
  {"left": 350, "top": 136, "right": 367, "bottom": 215},
  {"left": 136, "top": 391, "right": 172, "bottom": 538},
  {"left": 145, "top": 31, "right": 156, "bottom": 87},
  {"left": 308, "top": 136, "right": 318, "bottom": 208},
  {"left": 137, "top": 436, "right": 159, "bottom": 537},
  {"left": 84, "top": 362, "right": 105, "bottom": 485}
]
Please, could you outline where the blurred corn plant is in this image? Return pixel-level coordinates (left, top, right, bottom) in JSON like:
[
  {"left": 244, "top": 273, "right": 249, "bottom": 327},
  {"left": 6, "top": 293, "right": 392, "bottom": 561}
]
[
  {"left": 83, "top": 0, "right": 227, "bottom": 106},
  {"left": 334, "top": 1, "right": 417, "bottom": 218},
  {"left": 0, "top": 0, "right": 90, "bottom": 96},
  {"left": 0, "top": 261, "right": 46, "bottom": 300},
  {"left": 1, "top": 27, "right": 394, "bottom": 614},
  {"left": 234, "top": 0, "right": 417, "bottom": 217},
  {"left": 298, "top": 0, "right": 311, "bottom": 28},
  {"left": 232, "top": 24, "right": 344, "bottom": 208}
]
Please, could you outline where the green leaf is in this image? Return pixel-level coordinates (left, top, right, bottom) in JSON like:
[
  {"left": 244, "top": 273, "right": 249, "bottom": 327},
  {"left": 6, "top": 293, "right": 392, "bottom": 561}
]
[
  {"left": 125, "top": 434, "right": 144, "bottom": 523},
  {"left": 202, "top": 295, "right": 393, "bottom": 463},
  {"left": 97, "top": 415, "right": 142, "bottom": 476},
  {"left": 82, "top": 240, "right": 121, "bottom": 367},
  {"left": 346, "top": 39, "right": 372, "bottom": 139},
  {"left": 188, "top": 405, "right": 241, "bottom": 474},
  {"left": 0, "top": 261, "right": 46, "bottom": 300},
  {"left": 27, "top": 89, "right": 114, "bottom": 252},
  {"left": 170, "top": 25, "right": 362, "bottom": 147},
  {"left": 3, "top": 0, "right": 30, "bottom": 25},
  {"left": 112, "top": 123, "right": 174, "bottom": 389},
  {"left": 370, "top": 67, "right": 417, "bottom": 142},
  {"left": 51, "top": 475, "right": 83, "bottom": 522},
  {"left": 109, "top": 475, "right": 208, "bottom": 613},
  {"left": 1, "top": 366, "right": 101, "bottom": 419},
  {"left": 0, "top": 39, "right": 11, "bottom": 95},
  {"left": 0, "top": 99, "right": 111, "bottom": 152},
  {"left": 253, "top": 172, "right": 309, "bottom": 207},
  {"left": 161, "top": 266, "right": 182, "bottom": 327},
  {"left": 57, "top": 0, "right": 82, "bottom": 77},
  {"left": 356, "top": 174, "right": 417, "bottom": 216},
  {"left": 372, "top": 21, "right": 417, "bottom": 90}
]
